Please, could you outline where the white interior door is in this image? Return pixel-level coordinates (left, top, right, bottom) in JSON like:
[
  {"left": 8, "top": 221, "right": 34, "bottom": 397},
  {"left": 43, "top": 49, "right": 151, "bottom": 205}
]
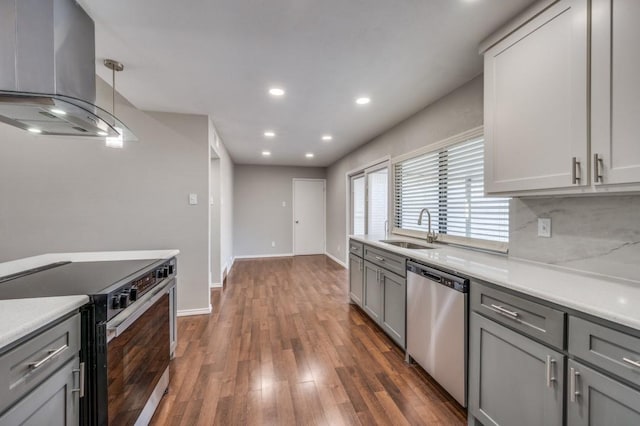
[{"left": 293, "top": 179, "right": 325, "bottom": 255}]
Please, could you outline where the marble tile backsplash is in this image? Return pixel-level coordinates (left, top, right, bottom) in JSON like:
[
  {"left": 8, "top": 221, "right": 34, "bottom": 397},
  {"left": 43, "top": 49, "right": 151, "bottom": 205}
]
[{"left": 509, "top": 196, "right": 640, "bottom": 282}]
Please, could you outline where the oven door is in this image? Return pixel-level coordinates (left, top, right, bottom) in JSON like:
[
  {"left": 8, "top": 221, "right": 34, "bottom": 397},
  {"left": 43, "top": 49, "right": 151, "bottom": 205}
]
[{"left": 104, "top": 278, "right": 173, "bottom": 425}]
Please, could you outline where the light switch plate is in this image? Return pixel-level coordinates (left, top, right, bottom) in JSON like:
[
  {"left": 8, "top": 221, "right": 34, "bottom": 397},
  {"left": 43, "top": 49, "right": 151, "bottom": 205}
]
[
  {"left": 189, "top": 193, "right": 198, "bottom": 205},
  {"left": 538, "top": 217, "right": 551, "bottom": 238},
  {"left": 282, "top": 201, "right": 286, "bottom": 207}
]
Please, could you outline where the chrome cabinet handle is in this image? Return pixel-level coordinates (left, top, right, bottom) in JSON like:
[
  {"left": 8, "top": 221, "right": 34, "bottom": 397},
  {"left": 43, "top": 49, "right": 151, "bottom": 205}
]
[
  {"left": 593, "top": 153, "right": 604, "bottom": 183},
  {"left": 572, "top": 157, "right": 581, "bottom": 184},
  {"left": 72, "top": 362, "right": 85, "bottom": 398},
  {"left": 490, "top": 304, "right": 519, "bottom": 319},
  {"left": 29, "top": 344, "right": 68, "bottom": 370},
  {"left": 570, "top": 367, "right": 580, "bottom": 402},
  {"left": 546, "top": 356, "right": 556, "bottom": 388},
  {"left": 374, "top": 256, "right": 385, "bottom": 262},
  {"left": 623, "top": 357, "right": 640, "bottom": 368},
  {"left": 359, "top": 260, "right": 363, "bottom": 272}
]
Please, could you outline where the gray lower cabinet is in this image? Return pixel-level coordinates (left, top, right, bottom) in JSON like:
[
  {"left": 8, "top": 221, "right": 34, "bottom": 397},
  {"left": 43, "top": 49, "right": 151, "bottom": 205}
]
[
  {"left": 0, "top": 358, "right": 79, "bottom": 426},
  {"left": 363, "top": 260, "right": 382, "bottom": 322},
  {"left": 349, "top": 253, "right": 364, "bottom": 307},
  {"left": 381, "top": 270, "right": 406, "bottom": 348},
  {"left": 567, "top": 359, "right": 640, "bottom": 426},
  {"left": 469, "top": 312, "right": 564, "bottom": 426}
]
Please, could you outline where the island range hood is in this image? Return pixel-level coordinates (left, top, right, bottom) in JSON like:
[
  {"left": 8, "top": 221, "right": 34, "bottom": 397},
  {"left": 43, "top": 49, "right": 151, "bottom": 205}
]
[{"left": 0, "top": 0, "right": 135, "bottom": 140}]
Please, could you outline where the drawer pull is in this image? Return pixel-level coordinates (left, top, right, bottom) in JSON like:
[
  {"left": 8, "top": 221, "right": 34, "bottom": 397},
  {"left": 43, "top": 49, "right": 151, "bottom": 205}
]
[
  {"left": 72, "top": 362, "right": 85, "bottom": 398},
  {"left": 545, "top": 355, "right": 556, "bottom": 388},
  {"left": 570, "top": 367, "right": 580, "bottom": 402},
  {"left": 490, "top": 304, "right": 519, "bottom": 319},
  {"left": 374, "top": 256, "right": 385, "bottom": 262},
  {"left": 351, "top": 246, "right": 359, "bottom": 251},
  {"left": 28, "top": 344, "right": 68, "bottom": 370},
  {"left": 623, "top": 357, "right": 640, "bottom": 368}
]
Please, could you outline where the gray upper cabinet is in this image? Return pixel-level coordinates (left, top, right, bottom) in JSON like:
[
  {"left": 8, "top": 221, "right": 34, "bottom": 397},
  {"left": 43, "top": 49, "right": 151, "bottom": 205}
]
[
  {"left": 591, "top": 0, "right": 640, "bottom": 188},
  {"left": 381, "top": 270, "right": 406, "bottom": 348},
  {"left": 469, "top": 312, "right": 564, "bottom": 426},
  {"left": 484, "top": 0, "right": 588, "bottom": 195},
  {"left": 349, "top": 253, "right": 364, "bottom": 306},
  {"left": 567, "top": 359, "right": 640, "bottom": 426},
  {"left": 363, "top": 260, "right": 383, "bottom": 323}
]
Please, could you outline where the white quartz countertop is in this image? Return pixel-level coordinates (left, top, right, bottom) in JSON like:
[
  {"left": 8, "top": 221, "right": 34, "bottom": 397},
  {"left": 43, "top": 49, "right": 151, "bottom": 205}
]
[
  {"left": 351, "top": 235, "right": 640, "bottom": 331},
  {"left": 0, "top": 249, "right": 180, "bottom": 350},
  {"left": 0, "top": 296, "right": 90, "bottom": 350}
]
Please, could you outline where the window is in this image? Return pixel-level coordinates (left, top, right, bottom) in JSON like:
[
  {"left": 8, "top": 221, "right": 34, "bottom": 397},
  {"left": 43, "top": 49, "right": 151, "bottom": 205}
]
[
  {"left": 393, "top": 136, "right": 509, "bottom": 248},
  {"left": 350, "top": 162, "right": 389, "bottom": 236}
]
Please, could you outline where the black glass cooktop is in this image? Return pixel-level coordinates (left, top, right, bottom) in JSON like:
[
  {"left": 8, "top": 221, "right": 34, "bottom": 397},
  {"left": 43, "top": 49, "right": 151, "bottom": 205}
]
[{"left": 0, "top": 259, "right": 160, "bottom": 299}]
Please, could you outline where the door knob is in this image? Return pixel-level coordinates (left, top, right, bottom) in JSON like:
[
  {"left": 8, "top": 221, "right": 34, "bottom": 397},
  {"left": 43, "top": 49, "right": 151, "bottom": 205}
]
[{"left": 295, "top": 220, "right": 299, "bottom": 224}]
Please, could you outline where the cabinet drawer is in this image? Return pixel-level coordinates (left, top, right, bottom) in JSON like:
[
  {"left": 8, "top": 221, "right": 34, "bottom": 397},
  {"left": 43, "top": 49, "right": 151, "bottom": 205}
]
[
  {"left": 349, "top": 240, "right": 364, "bottom": 257},
  {"left": 364, "top": 245, "right": 406, "bottom": 277},
  {"left": 0, "top": 313, "right": 80, "bottom": 414},
  {"left": 569, "top": 316, "right": 640, "bottom": 387},
  {"left": 471, "top": 282, "right": 565, "bottom": 349}
]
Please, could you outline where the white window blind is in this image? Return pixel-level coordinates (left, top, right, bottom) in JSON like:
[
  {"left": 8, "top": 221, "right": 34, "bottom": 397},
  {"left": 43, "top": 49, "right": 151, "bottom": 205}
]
[
  {"left": 367, "top": 168, "right": 388, "bottom": 236},
  {"left": 394, "top": 137, "right": 509, "bottom": 244},
  {"left": 352, "top": 175, "right": 365, "bottom": 234}
]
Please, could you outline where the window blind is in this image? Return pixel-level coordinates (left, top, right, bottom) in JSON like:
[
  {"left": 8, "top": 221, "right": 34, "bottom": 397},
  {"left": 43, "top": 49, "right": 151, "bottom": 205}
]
[{"left": 394, "top": 137, "right": 509, "bottom": 243}]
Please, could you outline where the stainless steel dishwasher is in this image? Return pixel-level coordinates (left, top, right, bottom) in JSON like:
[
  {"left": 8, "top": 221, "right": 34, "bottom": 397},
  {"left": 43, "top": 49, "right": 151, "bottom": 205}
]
[{"left": 406, "top": 260, "right": 469, "bottom": 407}]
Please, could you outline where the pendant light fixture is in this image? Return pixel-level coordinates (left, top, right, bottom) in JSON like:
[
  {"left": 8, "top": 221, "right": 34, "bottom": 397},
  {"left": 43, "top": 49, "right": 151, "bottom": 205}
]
[{"left": 103, "top": 59, "right": 125, "bottom": 148}]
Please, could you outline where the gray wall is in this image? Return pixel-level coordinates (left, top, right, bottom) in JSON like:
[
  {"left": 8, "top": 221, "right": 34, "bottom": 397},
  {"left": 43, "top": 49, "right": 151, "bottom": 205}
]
[
  {"left": 0, "top": 78, "right": 212, "bottom": 313},
  {"left": 509, "top": 196, "right": 640, "bottom": 282},
  {"left": 326, "top": 76, "right": 484, "bottom": 264},
  {"left": 233, "top": 165, "right": 326, "bottom": 257}
]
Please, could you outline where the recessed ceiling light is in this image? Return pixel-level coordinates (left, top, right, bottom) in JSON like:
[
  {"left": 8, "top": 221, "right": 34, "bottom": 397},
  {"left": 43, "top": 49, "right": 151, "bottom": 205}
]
[
  {"left": 269, "top": 87, "right": 285, "bottom": 97},
  {"left": 264, "top": 131, "right": 275, "bottom": 138},
  {"left": 355, "top": 97, "right": 371, "bottom": 105},
  {"left": 262, "top": 150, "right": 271, "bottom": 157},
  {"left": 28, "top": 128, "right": 42, "bottom": 134},
  {"left": 305, "top": 153, "right": 314, "bottom": 158},
  {"left": 50, "top": 109, "right": 66, "bottom": 115},
  {"left": 321, "top": 135, "right": 333, "bottom": 141},
  {"left": 97, "top": 131, "right": 108, "bottom": 137}
]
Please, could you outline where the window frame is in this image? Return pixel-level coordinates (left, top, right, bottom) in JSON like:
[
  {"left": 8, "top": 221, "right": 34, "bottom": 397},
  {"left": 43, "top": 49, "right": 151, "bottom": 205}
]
[{"left": 391, "top": 126, "right": 509, "bottom": 253}]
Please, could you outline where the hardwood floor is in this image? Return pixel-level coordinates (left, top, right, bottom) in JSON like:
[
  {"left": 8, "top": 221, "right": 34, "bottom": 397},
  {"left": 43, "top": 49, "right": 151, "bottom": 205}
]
[{"left": 151, "top": 255, "right": 466, "bottom": 425}]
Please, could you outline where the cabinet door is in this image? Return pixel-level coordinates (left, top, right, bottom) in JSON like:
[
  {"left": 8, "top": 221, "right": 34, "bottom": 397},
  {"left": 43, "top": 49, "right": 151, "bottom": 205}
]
[
  {"left": 469, "top": 312, "right": 564, "bottom": 426},
  {"left": 0, "top": 359, "right": 79, "bottom": 426},
  {"left": 381, "top": 271, "right": 406, "bottom": 348},
  {"left": 567, "top": 359, "right": 640, "bottom": 426},
  {"left": 363, "top": 261, "right": 382, "bottom": 323},
  {"left": 349, "top": 254, "right": 364, "bottom": 306},
  {"left": 592, "top": 0, "right": 640, "bottom": 186},
  {"left": 484, "top": 0, "right": 588, "bottom": 194}
]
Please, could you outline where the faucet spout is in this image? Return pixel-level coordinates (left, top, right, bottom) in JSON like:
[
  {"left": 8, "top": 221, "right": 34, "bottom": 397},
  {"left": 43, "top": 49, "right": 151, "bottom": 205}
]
[{"left": 417, "top": 208, "right": 438, "bottom": 243}]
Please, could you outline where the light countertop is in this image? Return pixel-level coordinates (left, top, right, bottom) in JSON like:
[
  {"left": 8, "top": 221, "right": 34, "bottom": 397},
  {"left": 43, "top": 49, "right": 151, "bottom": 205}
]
[
  {"left": 0, "top": 249, "right": 179, "bottom": 349},
  {"left": 351, "top": 235, "right": 640, "bottom": 332}
]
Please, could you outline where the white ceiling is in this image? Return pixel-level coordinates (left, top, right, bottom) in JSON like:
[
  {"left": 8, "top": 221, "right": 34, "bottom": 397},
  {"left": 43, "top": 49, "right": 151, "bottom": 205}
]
[{"left": 79, "top": 0, "right": 535, "bottom": 167}]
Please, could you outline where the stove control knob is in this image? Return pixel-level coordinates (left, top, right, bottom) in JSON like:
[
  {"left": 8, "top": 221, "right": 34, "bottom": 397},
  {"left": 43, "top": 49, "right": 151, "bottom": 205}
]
[
  {"left": 156, "top": 270, "right": 164, "bottom": 279},
  {"left": 163, "top": 267, "right": 169, "bottom": 278},
  {"left": 119, "top": 293, "right": 129, "bottom": 308},
  {"left": 129, "top": 287, "right": 138, "bottom": 301},
  {"left": 168, "top": 265, "right": 174, "bottom": 275},
  {"left": 111, "top": 295, "right": 120, "bottom": 310}
]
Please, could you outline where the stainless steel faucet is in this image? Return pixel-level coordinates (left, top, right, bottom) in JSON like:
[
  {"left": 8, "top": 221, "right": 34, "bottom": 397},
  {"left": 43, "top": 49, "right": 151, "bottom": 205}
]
[{"left": 418, "top": 208, "right": 438, "bottom": 243}]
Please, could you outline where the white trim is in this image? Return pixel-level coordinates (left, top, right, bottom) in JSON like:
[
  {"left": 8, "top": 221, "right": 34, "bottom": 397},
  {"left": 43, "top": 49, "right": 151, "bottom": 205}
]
[
  {"left": 325, "top": 252, "right": 347, "bottom": 268},
  {"left": 346, "top": 155, "right": 391, "bottom": 177},
  {"left": 292, "top": 178, "right": 326, "bottom": 256},
  {"left": 234, "top": 253, "right": 294, "bottom": 259},
  {"left": 209, "top": 282, "right": 222, "bottom": 288},
  {"left": 177, "top": 304, "right": 212, "bottom": 317}
]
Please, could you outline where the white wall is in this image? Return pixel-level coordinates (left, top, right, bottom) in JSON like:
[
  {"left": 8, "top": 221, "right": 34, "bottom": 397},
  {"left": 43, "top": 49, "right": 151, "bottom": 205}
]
[
  {"left": 0, "top": 78, "right": 212, "bottom": 313},
  {"left": 210, "top": 157, "right": 221, "bottom": 285},
  {"left": 326, "top": 76, "right": 484, "bottom": 264},
  {"left": 233, "top": 165, "right": 326, "bottom": 257}
]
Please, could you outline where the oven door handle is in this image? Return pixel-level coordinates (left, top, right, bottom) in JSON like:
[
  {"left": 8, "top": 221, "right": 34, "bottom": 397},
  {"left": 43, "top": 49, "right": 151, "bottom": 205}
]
[{"left": 106, "top": 278, "right": 175, "bottom": 341}]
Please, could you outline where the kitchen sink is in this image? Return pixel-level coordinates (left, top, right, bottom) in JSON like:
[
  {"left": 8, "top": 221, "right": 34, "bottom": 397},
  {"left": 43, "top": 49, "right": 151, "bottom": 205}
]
[{"left": 379, "top": 240, "right": 435, "bottom": 250}]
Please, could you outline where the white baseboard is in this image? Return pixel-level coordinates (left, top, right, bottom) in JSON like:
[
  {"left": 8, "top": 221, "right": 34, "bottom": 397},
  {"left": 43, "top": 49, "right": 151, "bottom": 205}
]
[
  {"left": 210, "top": 282, "right": 222, "bottom": 288},
  {"left": 325, "top": 252, "right": 347, "bottom": 268},
  {"left": 234, "top": 253, "right": 294, "bottom": 260},
  {"left": 177, "top": 304, "right": 212, "bottom": 317}
]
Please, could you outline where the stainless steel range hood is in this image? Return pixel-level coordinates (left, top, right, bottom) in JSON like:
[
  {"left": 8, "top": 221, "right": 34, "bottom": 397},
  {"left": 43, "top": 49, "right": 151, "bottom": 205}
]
[{"left": 0, "top": 0, "right": 135, "bottom": 140}]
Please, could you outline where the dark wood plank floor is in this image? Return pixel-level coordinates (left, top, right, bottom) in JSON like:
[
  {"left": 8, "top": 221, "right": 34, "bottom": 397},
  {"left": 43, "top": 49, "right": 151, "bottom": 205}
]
[{"left": 151, "top": 255, "right": 466, "bottom": 425}]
